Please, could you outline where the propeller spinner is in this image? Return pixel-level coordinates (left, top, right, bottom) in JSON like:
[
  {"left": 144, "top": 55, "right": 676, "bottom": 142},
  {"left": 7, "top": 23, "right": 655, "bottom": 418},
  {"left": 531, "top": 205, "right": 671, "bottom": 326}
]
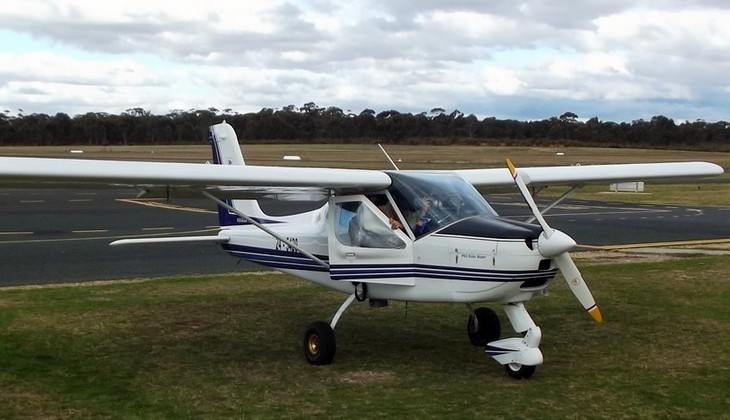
[{"left": 506, "top": 159, "right": 603, "bottom": 324}]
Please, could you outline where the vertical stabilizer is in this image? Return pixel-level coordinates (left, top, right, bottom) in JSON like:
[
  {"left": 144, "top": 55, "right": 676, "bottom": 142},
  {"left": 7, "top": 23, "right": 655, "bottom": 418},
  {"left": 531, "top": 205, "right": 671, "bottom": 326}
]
[
  {"left": 209, "top": 122, "right": 267, "bottom": 226},
  {"left": 210, "top": 122, "right": 245, "bottom": 166}
]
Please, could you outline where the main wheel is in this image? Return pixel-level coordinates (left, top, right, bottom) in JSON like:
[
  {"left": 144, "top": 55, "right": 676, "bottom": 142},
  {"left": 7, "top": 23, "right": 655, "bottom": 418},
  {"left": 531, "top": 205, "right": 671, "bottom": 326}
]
[
  {"left": 505, "top": 363, "right": 536, "bottom": 379},
  {"left": 467, "top": 307, "right": 501, "bottom": 346},
  {"left": 303, "top": 321, "right": 336, "bottom": 365},
  {"left": 354, "top": 282, "right": 368, "bottom": 302}
]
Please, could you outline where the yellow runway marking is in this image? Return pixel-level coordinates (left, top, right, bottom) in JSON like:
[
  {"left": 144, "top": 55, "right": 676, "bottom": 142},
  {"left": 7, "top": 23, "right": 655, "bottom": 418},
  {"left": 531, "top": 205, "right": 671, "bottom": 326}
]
[
  {"left": 0, "top": 228, "right": 218, "bottom": 245},
  {"left": 142, "top": 227, "right": 175, "bottom": 231},
  {"left": 0, "top": 231, "right": 33, "bottom": 236},
  {"left": 72, "top": 229, "right": 109, "bottom": 234},
  {"left": 580, "top": 238, "right": 730, "bottom": 250},
  {"left": 117, "top": 198, "right": 216, "bottom": 214}
]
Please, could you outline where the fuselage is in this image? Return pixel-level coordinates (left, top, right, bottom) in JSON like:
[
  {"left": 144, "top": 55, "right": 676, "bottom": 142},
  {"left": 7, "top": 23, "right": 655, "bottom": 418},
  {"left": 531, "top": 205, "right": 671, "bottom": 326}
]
[{"left": 218, "top": 176, "right": 558, "bottom": 304}]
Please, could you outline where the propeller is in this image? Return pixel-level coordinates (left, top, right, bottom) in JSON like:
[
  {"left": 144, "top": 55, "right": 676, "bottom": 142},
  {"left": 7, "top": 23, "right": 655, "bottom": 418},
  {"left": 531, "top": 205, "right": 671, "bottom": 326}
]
[{"left": 506, "top": 159, "right": 603, "bottom": 324}]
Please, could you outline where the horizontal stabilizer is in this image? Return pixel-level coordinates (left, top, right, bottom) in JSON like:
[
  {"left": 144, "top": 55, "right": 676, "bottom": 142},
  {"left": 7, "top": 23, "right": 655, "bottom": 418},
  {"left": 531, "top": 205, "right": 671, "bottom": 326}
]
[{"left": 110, "top": 235, "right": 228, "bottom": 246}]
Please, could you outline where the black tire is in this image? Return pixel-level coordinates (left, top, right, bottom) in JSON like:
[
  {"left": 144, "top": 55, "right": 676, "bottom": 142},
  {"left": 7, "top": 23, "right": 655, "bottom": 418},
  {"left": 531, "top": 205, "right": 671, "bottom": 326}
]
[
  {"left": 303, "top": 321, "right": 336, "bottom": 365},
  {"left": 505, "top": 363, "right": 536, "bottom": 380},
  {"left": 467, "top": 307, "right": 501, "bottom": 346},
  {"left": 354, "top": 282, "right": 368, "bottom": 302}
]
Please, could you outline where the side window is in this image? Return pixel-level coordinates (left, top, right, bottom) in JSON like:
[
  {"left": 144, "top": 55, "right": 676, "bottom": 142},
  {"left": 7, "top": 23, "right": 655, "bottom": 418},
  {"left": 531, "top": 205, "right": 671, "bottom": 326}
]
[{"left": 335, "top": 201, "right": 405, "bottom": 249}]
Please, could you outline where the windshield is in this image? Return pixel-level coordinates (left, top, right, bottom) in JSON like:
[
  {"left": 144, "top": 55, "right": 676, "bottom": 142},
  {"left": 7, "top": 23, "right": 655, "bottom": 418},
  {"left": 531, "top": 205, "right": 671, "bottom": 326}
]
[{"left": 387, "top": 172, "right": 497, "bottom": 238}]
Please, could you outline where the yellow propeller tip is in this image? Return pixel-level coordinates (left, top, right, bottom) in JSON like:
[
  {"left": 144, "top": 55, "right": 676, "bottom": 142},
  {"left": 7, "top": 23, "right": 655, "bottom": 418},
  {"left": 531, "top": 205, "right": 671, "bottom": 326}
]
[
  {"left": 588, "top": 306, "right": 603, "bottom": 324},
  {"left": 505, "top": 158, "right": 517, "bottom": 177}
]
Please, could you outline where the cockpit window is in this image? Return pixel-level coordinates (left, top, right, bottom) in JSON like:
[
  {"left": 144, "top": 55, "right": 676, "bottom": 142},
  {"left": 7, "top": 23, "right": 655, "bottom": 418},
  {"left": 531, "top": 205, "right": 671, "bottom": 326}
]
[
  {"left": 387, "top": 172, "right": 497, "bottom": 238},
  {"left": 335, "top": 201, "right": 406, "bottom": 249}
]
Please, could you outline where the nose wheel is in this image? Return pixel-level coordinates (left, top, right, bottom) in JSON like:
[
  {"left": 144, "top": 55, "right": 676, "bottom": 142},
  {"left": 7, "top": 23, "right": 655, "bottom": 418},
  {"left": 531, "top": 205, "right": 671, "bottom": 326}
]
[
  {"left": 484, "top": 303, "right": 543, "bottom": 379},
  {"left": 505, "top": 363, "right": 536, "bottom": 379}
]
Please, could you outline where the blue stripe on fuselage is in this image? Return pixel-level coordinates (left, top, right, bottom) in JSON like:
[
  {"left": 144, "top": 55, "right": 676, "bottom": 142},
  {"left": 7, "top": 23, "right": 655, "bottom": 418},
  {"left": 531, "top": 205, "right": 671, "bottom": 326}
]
[{"left": 222, "top": 244, "right": 558, "bottom": 283}]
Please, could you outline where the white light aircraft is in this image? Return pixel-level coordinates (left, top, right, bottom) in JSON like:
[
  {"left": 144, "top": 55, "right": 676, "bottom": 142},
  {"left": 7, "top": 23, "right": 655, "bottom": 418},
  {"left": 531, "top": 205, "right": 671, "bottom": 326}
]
[{"left": 0, "top": 122, "right": 723, "bottom": 379}]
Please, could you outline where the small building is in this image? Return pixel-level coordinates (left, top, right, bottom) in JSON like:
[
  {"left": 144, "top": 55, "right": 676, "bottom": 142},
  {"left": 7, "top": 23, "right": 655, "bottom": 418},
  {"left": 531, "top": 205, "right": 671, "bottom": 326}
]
[{"left": 609, "top": 182, "right": 645, "bottom": 192}]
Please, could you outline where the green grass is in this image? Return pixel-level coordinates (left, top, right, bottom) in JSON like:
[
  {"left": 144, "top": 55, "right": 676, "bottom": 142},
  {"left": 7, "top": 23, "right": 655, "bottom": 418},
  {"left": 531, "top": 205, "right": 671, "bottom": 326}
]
[
  {"left": 1, "top": 256, "right": 729, "bottom": 419},
  {"left": 541, "top": 174, "right": 730, "bottom": 207}
]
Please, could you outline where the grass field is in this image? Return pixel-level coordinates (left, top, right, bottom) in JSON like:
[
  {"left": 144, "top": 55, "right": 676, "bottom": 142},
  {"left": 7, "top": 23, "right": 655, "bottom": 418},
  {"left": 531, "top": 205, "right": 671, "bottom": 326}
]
[
  {"left": 2, "top": 144, "right": 728, "bottom": 206},
  {"left": 1, "top": 256, "right": 728, "bottom": 419},
  {"left": 540, "top": 177, "right": 730, "bottom": 207}
]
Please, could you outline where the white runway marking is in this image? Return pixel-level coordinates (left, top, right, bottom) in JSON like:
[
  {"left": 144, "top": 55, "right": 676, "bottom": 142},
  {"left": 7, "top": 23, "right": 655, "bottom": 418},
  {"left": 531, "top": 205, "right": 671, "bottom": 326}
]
[
  {"left": 544, "top": 209, "right": 670, "bottom": 217},
  {"left": 0, "top": 231, "right": 33, "bottom": 235},
  {"left": 117, "top": 198, "right": 216, "bottom": 214},
  {"left": 19, "top": 200, "right": 45, "bottom": 203}
]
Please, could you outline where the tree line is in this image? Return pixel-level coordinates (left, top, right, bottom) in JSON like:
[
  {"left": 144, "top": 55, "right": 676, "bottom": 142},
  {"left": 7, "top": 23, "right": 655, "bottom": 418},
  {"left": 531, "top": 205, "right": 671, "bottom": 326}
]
[{"left": 1, "top": 104, "right": 729, "bottom": 150}]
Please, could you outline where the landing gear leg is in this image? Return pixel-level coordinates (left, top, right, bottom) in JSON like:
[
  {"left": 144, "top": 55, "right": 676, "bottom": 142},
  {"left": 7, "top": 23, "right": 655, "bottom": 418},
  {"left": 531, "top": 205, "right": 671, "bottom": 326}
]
[
  {"left": 303, "top": 293, "right": 356, "bottom": 365},
  {"left": 484, "top": 302, "right": 543, "bottom": 379}
]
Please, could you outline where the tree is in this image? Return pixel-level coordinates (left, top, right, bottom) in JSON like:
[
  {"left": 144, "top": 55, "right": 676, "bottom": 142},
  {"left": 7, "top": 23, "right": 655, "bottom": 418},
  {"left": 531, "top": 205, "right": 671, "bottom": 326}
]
[
  {"left": 429, "top": 107, "right": 446, "bottom": 117},
  {"left": 559, "top": 111, "right": 579, "bottom": 122}
]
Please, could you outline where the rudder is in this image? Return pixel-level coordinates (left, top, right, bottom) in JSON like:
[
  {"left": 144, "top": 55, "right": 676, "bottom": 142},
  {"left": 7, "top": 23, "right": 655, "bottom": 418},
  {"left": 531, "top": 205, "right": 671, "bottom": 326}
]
[{"left": 209, "top": 122, "right": 267, "bottom": 226}]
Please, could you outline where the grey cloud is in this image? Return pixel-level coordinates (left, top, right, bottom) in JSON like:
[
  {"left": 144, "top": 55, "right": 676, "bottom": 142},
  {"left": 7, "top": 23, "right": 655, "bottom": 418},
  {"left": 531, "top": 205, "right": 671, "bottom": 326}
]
[
  {"left": 0, "top": 3, "right": 327, "bottom": 66},
  {"left": 370, "top": 0, "right": 635, "bottom": 28},
  {"left": 14, "top": 86, "right": 46, "bottom": 95},
  {"left": 2, "top": 0, "right": 730, "bottom": 121}
]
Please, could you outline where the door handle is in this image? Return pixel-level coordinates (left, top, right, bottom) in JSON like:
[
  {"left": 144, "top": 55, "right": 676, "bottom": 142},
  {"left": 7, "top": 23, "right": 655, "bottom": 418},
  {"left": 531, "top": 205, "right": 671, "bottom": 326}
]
[{"left": 345, "top": 252, "right": 356, "bottom": 259}]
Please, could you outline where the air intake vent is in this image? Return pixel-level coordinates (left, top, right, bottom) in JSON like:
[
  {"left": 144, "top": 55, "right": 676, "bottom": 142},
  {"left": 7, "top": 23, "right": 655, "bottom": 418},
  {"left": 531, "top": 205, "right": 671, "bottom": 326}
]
[{"left": 521, "top": 278, "right": 549, "bottom": 289}]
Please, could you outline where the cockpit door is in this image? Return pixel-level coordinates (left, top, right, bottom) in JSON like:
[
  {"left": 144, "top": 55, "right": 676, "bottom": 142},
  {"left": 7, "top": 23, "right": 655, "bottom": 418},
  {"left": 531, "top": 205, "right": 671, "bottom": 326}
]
[{"left": 328, "top": 195, "right": 415, "bottom": 286}]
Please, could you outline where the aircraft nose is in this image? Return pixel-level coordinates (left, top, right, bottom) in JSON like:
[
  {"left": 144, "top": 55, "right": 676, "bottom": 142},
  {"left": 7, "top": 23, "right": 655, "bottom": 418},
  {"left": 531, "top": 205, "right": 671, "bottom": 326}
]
[{"left": 537, "top": 229, "right": 577, "bottom": 257}]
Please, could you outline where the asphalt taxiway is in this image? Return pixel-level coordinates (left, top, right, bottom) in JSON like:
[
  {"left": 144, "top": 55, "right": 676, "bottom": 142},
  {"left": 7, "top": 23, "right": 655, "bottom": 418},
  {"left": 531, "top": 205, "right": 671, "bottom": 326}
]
[{"left": 0, "top": 188, "right": 728, "bottom": 286}]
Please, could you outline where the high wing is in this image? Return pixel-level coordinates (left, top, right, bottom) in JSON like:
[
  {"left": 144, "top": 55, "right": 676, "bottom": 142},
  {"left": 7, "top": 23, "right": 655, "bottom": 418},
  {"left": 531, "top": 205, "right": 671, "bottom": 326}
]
[
  {"left": 0, "top": 157, "right": 390, "bottom": 194},
  {"left": 0, "top": 157, "right": 722, "bottom": 194},
  {"left": 455, "top": 161, "right": 723, "bottom": 188}
]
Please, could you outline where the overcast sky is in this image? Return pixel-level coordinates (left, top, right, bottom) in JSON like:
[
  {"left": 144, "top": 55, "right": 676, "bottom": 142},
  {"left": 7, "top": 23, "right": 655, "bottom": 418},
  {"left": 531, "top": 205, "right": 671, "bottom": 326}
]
[{"left": 1, "top": 0, "right": 729, "bottom": 121}]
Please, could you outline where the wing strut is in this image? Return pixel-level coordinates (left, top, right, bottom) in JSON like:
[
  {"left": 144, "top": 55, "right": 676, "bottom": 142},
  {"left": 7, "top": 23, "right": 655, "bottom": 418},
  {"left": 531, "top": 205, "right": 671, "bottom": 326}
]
[
  {"left": 378, "top": 144, "right": 400, "bottom": 171},
  {"left": 202, "top": 191, "right": 330, "bottom": 269},
  {"left": 525, "top": 185, "right": 579, "bottom": 224}
]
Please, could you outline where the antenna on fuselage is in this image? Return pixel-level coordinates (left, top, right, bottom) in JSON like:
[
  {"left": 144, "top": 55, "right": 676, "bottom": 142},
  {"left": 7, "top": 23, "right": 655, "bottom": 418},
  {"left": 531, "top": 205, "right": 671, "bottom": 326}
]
[{"left": 378, "top": 143, "right": 400, "bottom": 171}]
